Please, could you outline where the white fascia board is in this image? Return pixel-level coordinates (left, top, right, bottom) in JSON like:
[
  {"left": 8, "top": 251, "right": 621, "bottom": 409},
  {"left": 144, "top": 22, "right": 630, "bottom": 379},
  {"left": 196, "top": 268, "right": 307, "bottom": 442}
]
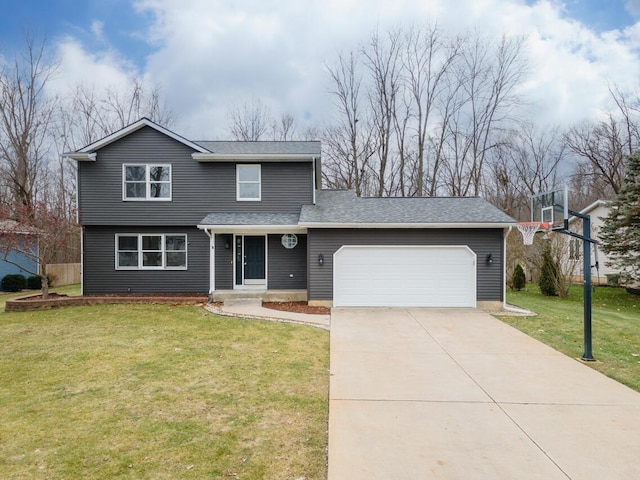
[
  {"left": 197, "top": 224, "right": 307, "bottom": 234},
  {"left": 63, "top": 152, "right": 96, "bottom": 161},
  {"left": 298, "top": 222, "right": 516, "bottom": 229},
  {"left": 192, "top": 153, "right": 314, "bottom": 162},
  {"left": 77, "top": 118, "right": 208, "bottom": 154}
]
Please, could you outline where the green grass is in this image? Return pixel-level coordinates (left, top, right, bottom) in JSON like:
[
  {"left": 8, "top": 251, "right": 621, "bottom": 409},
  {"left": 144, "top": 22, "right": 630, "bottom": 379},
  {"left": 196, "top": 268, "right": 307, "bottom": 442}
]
[
  {"left": 503, "top": 284, "right": 640, "bottom": 392},
  {"left": 0, "top": 303, "right": 329, "bottom": 479}
]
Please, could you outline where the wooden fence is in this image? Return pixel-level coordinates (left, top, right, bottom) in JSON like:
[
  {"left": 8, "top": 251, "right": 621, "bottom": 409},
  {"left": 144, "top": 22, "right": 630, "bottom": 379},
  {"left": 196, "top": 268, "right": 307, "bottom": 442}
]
[{"left": 46, "top": 263, "right": 81, "bottom": 287}]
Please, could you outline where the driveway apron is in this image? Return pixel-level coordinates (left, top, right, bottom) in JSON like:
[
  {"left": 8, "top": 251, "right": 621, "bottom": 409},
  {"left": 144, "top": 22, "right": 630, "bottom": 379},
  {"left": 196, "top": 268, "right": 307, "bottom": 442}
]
[{"left": 328, "top": 307, "right": 640, "bottom": 479}]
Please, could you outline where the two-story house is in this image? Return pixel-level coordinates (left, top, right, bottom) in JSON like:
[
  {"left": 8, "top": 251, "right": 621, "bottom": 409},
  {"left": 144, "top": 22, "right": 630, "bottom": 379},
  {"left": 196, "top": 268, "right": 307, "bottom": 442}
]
[{"left": 66, "top": 118, "right": 516, "bottom": 309}]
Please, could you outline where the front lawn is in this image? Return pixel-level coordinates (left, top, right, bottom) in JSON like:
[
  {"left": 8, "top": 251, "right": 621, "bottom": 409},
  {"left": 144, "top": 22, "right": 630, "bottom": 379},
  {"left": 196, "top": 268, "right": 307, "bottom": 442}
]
[
  {"left": 0, "top": 304, "right": 329, "bottom": 479},
  {"left": 503, "top": 285, "right": 640, "bottom": 392}
]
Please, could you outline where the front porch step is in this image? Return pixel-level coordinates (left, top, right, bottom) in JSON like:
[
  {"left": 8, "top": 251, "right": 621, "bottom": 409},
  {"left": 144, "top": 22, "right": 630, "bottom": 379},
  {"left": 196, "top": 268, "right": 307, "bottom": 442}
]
[{"left": 211, "top": 289, "right": 307, "bottom": 303}]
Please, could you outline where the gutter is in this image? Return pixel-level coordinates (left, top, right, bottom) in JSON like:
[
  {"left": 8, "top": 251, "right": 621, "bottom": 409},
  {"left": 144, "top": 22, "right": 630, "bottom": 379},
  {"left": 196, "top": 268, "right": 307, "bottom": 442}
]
[
  {"left": 192, "top": 153, "right": 316, "bottom": 162},
  {"left": 298, "top": 222, "right": 517, "bottom": 229},
  {"left": 197, "top": 224, "right": 307, "bottom": 234}
]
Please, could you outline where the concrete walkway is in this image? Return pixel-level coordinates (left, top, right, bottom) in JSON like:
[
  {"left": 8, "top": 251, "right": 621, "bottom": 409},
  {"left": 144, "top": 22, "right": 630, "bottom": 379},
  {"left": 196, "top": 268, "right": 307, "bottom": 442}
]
[
  {"left": 205, "top": 299, "right": 330, "bottom": 330},
  {"left": 328, "top": 307, "right": 640, "bottom": 479}
]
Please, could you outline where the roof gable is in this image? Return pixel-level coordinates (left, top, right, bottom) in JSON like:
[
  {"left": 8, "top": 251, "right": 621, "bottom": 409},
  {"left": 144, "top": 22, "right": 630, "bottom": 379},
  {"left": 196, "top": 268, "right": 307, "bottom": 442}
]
[{"left": 65, "top": 118, "right": 209, "bottom": 160}]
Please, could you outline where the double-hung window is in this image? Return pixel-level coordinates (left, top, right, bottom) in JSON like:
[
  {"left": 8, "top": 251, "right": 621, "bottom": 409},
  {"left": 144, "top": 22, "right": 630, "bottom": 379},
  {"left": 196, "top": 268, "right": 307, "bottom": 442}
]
[
  {"left": 116, "top": 234, "right": 187, "bottom": 269},
  {"left": 123, "top": 164, "right": 171, "bottom": 200},
  {"left": 236, "top": 164, "right": 261, "bottom": 201}
]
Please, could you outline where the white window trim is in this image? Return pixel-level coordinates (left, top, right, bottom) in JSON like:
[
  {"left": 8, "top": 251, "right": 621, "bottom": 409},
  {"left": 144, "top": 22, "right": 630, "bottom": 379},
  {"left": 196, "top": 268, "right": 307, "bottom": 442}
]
[
  {"left": 122, "top": 164, "right": 172, "bottom": 201},
  {"left": 115, "top": 233, "right": 188, "bottom": 270},
  {"left": 236, "top": 164, "right": 261, "bottom": 201}
]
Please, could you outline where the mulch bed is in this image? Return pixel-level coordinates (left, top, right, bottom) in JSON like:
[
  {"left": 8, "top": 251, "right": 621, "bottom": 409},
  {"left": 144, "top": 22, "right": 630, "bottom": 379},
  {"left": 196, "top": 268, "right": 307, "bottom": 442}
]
[{"left": 262, "top": 301, "right": 330, "bottom": 315}]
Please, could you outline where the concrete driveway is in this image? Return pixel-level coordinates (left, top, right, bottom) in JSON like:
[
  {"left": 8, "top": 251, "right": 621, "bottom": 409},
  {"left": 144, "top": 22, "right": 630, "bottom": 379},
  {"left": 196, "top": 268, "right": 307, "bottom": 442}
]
[{"left": 328, "top": 307, "right": 640, "bottom": 479}]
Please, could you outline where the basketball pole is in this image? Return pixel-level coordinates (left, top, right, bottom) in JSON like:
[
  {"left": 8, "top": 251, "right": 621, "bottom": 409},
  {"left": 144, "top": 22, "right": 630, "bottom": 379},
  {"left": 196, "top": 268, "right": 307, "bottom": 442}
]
[{"left": 562, "top": 211, "right": 596, "bottom": 362}]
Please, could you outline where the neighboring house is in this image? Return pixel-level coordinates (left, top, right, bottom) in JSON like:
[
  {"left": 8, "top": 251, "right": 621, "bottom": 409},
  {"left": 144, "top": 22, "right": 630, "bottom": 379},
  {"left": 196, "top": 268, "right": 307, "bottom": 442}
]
[
  {"left": 65, "top": 118, "right": 516, "bottom": 309},
  {"left": 564, "top": 199, "right": 617, "bottom": 284},
  {"left": 0, "top": 220, "right": 39, "bottom": 288}
]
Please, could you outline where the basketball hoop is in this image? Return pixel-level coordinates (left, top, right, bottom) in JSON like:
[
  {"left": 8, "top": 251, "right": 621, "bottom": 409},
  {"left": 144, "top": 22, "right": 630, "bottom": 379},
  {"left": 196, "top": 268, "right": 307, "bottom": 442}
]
[{"left": 517, "top": 221, "right": 550, "bottom": 245}]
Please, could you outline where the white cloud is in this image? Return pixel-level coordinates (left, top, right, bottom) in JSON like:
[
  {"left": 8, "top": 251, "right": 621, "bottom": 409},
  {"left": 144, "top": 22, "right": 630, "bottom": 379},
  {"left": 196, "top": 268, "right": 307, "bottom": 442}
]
[
  {"left": 49, "top": 0, "right": 640, "bottom": 139},
  {"left": 48, "top": 37, "right": 140, "bottom": 102},
  {"left": 91, "top": 20, "right": 105, "bottom": 43},
  {"left": 626, "top": 0, "right": 640, "bottom": 17}
]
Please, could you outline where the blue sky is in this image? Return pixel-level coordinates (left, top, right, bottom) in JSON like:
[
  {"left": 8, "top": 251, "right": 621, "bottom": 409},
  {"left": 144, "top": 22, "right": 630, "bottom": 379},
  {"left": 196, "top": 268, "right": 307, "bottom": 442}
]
[{"left": 1, "top": 0, "right": 640, "bottom": 138}]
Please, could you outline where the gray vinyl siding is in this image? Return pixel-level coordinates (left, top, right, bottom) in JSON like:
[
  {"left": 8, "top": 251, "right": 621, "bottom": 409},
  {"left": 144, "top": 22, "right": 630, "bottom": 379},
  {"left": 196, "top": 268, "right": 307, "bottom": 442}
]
[
  {"left": 307, "top": 228, "right": 504, "bottom": 302},
  {"left": 83, "top": 226, "right": 209, "bottom": 294},
  {"left": 267, "top": 234, "right": 307, "bottom": 289},
  {"left": 78, "top": 126, "right": 314, "bottom": 226}
]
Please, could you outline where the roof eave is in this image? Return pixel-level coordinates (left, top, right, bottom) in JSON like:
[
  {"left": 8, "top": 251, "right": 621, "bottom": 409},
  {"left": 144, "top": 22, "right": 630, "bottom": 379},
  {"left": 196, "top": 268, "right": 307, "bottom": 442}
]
[
  {"left": 192, "top": 153, "right": 317, "bottom": 162},
  {"left": 63, "top": 152, "right": 97, "bottom": 162},
  {"left": 298, "top": 222, "right": 516, "bottom": 229},
  {"left": 197, "top": 224, "right": 307, "bottom": 233}
]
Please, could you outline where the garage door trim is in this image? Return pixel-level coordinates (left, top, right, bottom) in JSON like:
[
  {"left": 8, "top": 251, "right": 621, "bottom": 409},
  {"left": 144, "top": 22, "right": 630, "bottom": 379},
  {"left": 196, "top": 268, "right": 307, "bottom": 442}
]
[{"left": 333, "top": 245, "right": 477, "bottom": 308}]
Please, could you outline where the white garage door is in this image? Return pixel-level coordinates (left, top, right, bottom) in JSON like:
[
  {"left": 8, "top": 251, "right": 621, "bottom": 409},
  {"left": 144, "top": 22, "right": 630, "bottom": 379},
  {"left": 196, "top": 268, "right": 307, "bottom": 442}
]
[{"left": 333, "top": 245, "right": 476, "bottom": 307}]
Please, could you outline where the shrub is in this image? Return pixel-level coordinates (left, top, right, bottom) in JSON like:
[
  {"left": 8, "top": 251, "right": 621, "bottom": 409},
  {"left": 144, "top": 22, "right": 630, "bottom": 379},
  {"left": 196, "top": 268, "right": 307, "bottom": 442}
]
[
  {"left": 539, "top": 244, "right": 559, "bottom": 296},
  {"left": 2, "top": 274, "right": 27, "bottom": 292},
  {"left": 27, "top": 275, "right": 42, "bottom": 290},
  {"left": 512, "top": 264, "right": 526, "bottom": 291}
]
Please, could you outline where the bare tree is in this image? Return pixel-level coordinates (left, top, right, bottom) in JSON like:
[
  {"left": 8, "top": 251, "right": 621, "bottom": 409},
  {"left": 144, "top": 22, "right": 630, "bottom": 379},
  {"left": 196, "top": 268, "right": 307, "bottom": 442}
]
[
  {"left": 0, "top": 201, "right": 78, "bottom": 298},
  {"left": 362, "top": 28, "right": 402, "bottom": 196},
  {"left": 57, "top": 81, "right": 174, "bottom": 151},
  {"left": 402, "top": 24, "right": 461, "bottom": 196},
  {"left": 227, "top": 98, "right": 272, "bottom": 141},
  {"left": 441, "top": 34, "right": 526, "bottom": 196},
  {"left": 485, "top": 123, "right": 565, "bottom": 220},
  {"left": 267, "top": 113, "right": 296, "bottom": 140},
  {"left": 323, "top": 52, "right": 375, "bottom": 196},
  {"left": 564, "top": 85, "right": 640, "bottom": 198},
  {"left": 0, "top": 34, "right": 58, "bottom": 210}
]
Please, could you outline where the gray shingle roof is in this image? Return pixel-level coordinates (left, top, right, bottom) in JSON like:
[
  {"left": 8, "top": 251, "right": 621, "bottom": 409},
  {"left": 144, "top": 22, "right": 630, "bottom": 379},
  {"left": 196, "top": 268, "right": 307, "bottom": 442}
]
[
  {"left": 195, "top": 141, "right": 321, "bottom": 156},
  {"left": 299, "top": 190, "right": 516, "bottom": 225},
  {"left": 199, "top": 212, "right": 300, "bottom": 226}
]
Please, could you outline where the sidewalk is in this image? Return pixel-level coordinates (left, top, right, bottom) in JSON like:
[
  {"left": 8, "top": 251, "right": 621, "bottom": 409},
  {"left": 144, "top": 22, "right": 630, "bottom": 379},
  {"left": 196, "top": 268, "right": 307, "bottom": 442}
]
[
  {"left": 328, "top": 307, "right": 640, "bottom": 479},
  {"left": 205, "top": 299, "right": 330, "bottom": 330}
]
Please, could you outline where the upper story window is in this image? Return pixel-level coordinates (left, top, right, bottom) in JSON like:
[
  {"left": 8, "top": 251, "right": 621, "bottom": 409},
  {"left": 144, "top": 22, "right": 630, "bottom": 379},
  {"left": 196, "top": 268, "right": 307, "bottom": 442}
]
[
  {"left": 237, "top": 164, "right": 261, "bottom": 201},
  {"left": 116, "top": 233, "right": 187, "bottom": 270},
  {"left": 123, "top": 164, "right": 171, "bottom": 201}
]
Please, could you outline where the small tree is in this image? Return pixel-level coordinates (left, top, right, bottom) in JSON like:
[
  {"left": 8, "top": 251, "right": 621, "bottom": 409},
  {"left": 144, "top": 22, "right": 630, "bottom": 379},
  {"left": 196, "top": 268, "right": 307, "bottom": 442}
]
[
  {"left": 0, "top": 202, "right": 78, "bottom": 299},
  {"left": 512, "top": 264, "right": 526, "bottom": 291},
  {"left": 600, "top": 152, "right": 640, "bottom": 284},
  {"left": 539, "top": 243, "right": 560, "bottom": 296}
]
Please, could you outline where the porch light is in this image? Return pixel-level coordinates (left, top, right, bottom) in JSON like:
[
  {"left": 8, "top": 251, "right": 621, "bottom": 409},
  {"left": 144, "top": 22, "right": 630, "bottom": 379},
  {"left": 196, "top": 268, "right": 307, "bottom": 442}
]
[
  {"left": 318, "top": 254, "right": 324, "bottom": 266},
  {"left": 486, "top": 253, "right": 493, "bottom": 264}
]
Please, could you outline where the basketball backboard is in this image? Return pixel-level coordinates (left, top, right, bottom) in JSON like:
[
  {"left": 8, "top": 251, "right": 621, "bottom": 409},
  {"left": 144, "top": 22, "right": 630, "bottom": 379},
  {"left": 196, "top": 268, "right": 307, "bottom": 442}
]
[{"left": 531, "top": 186, "right": 568, "bottom": 230}]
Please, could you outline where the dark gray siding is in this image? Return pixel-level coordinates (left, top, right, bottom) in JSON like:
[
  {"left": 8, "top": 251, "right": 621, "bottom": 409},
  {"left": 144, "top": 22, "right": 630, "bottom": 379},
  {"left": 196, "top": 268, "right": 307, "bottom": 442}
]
[
  {"left": 83, "top": 226, "right": 209, "bottom": 294},
  {"left": 78, "top": 126, "right": 314, "bottom": 226},
  {"left": 215, "top": 234, "right": 233, "bottom": 290},
  {"left": 267, "top": 234, "right": 307, "bottom": 289},
  {"left": 307, "top": 228, "right": 504, "bottom": 302}
]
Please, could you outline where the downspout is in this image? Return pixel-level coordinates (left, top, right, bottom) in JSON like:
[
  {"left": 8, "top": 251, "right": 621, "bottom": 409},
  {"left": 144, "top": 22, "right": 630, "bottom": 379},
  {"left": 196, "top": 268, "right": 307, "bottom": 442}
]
[{"left": 312, "top": 156, "right": 317, "bottom": 204}]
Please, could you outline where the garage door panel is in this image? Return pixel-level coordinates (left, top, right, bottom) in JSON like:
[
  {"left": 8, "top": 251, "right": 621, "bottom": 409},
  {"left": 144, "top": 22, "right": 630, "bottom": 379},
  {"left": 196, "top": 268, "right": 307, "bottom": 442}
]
[{"left": 334, "top": 246, "right": 476, "bottom": 307}]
